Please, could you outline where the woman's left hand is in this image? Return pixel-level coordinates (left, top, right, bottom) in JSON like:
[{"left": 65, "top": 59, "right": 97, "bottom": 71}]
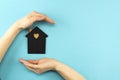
[{"left": 13, "top": 11, "right": 55, "bottom": 30}]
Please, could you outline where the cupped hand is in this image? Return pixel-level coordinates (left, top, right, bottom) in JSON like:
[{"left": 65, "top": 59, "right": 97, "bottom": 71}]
[
  {"left": 14, "top": 11, "right": 55, "bottom": 30},
  {"left": 19, "top": 58, "right": 59, "bottom": 74}
]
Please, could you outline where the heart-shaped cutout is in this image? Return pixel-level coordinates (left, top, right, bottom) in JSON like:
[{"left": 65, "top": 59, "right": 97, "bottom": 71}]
[{"left": 33, "top": 33, "right": 39, "bottom": 39}]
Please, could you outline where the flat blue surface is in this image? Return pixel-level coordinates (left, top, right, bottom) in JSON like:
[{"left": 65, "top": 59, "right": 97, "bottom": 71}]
[{"left": 0, "top": 0, "right": 120, "bottom": 80}]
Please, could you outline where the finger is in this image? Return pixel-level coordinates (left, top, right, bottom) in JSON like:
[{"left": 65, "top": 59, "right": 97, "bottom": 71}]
[
  {"left": 27, "top": 60, "right": 39, "bottom": 64},
  {"left": 19, "top": 58, "right": 25, "bottom": 63},
  {"left": 34, "top": 15, "right": 45, "bottom": 21},
  {"left": 19, "top": 58, "right": 38, "bottom": 68},
  {"left": 44, "top": 16, "right": 55, "bottom": 24},
  {"left": 24, "top": 62, "right": 38, "bottom": 68},
  {"left": 19, "top": 58, "right": 29, "bottom": 64},
  {"left": 26, "top": 66, "right": 41, "bottom": 74},
  {"left": 26, "top": 66, "right": 34, "bottom": 70},
  {"left": 26, "top": 66, "right": 40, "bottom": 73},
  {"left": 33, "top": 12, "right": 55, "bottom": 24},
  {"left": 36, "top": 15, "right": 55, "bottom": 24}
]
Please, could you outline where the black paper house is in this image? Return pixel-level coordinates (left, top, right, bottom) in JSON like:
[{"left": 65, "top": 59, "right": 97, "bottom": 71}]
[{"left": 26, "top": 27, "right": 48, "bottom": 54}]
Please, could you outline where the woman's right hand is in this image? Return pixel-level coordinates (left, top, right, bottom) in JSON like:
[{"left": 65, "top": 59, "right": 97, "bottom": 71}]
[
  {"left": 20, "top": 58, "right": 86, "bottom": 80},
  {"left": 19, "top": 58, "right": 60, "bottom": 74}
]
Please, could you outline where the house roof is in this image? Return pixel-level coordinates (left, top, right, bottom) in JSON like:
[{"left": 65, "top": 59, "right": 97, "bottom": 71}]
[{"left": 26, "top": 27, "right": 48, "bottom": 38}]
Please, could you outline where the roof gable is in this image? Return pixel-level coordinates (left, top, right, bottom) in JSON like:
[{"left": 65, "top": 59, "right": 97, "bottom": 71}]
[{"left": 26, "top": 27, "right": 48, "bottom": 38}]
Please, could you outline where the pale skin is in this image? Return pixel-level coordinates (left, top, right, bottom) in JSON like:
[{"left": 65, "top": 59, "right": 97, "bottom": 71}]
[{"left": 0, "top": 11, "right": 86, "bottom": 80}]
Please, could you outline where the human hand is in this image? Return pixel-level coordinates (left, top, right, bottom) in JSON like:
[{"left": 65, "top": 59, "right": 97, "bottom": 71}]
[
  {"left": 14, "top": 11, "right": 55, "bottom": 30},
  {"left": 20, "top": 58, "right": 86, "bottom": 80},
  {"left": 19, "top": 58, "right": 59, "bottom": 74}
]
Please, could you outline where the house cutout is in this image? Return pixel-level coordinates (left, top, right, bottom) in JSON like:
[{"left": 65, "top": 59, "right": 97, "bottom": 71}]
[{"left": 26, "top": 27, "right": 48, "bottom": 54}]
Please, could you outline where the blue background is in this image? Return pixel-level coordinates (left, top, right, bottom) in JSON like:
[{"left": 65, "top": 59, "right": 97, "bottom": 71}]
[{"left": 0, "top": 0, "right": 120, "bottom": 80}]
